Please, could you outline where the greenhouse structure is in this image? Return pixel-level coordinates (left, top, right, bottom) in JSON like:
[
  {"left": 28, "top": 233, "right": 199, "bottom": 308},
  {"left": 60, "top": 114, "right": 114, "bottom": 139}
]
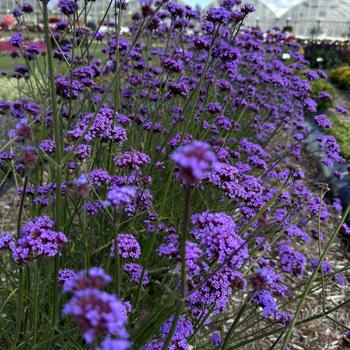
[
  {"left": 279, "top": 0, "right": 350, "bottom": 40},
  {"left": 1, "top": 0, "right": 350, "bottom": 39}
]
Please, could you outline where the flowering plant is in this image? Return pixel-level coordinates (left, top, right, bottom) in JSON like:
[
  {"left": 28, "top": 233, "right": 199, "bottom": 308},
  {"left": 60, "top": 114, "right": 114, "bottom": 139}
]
[{"left": 0, "top": 1, "right": 349, "bottom": 349}]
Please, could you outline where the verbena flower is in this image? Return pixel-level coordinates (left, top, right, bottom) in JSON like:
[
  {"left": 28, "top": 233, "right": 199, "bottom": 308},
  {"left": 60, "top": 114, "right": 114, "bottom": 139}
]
[
  {"left": 21, "top": 2, "right": 34, "bottom": 13},
  {"left": 114, "top": 150, "right": 151, "bottom": 170},
  {"left": 63, "top": 267, "right": 112, "bottom": 294},
  {"left": 124, "top": 263, "right": 149, "bottom": 285},
  {"left": 0, "top": 233, "right": 14, "bottom": 250},
  {"left": 63, "top": 288, "right": 128, "bottom": 344},
  {"left": 98, "top": 338, "right": 130, "bottom": 350},
  {"left": 106, "top": 186, "right": 137, "bottom": 209},
  {"left": 210, "top": 331, "right": 222, "bottom": 346},
  {"left": 171, "top": 141, "right": 217, "bottom": 185},
  {"left": 314, "top": 114, "right": 332, "bottom": 128},
  {"left": 58, "top": 0, "right": 79, "bottom": 16},
  {"left": 58, "top": 268, "right": 76, "bottom": 283},
  {"left": 11, "top": 216, "right": 67, "bottom": 262},
  {"left": 110, "top": 234, "right": 141, "bottom": 259},
  {"left": 191, "top": 211, "right": 248, "bottom": 267},
  {"left": 12, "top": 8, "right": 23, "bottom": 18},
  {"left": 205, "top": 7, "right": 230, "bottom": 24},
  {"left": 68, "top": 108, "right": 127, "bottom": 143},
  {"left": 88, "top": 169, "right": 111, "bottom": 186}
]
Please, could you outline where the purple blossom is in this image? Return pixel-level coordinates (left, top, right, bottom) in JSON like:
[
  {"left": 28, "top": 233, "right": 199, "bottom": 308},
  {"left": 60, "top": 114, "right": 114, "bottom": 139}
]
[
  {"left": 335, "top": 104, "right": 348, "bottom": 114},
  {"left": 277, "top": 243, "right": 307, "bottom": 276},
  {"left": 252, "top": 290, "right": 277, "bottom": 318},
  {"left": 161, "top": 316, "right": 193, "bottom": 349},
  {"left": 0, "top": 233, "right": 14, "bottom": 250},
  {"left": 162, "top": 57, "right": 184, "bottom": 73},
  {"left": 333, "top": 273, "right": 346, "bottom": 285},
  {"left": 21, "top": 2, "right": 34, "bottom": 13},
  {"left": 314, "top": 114, "right": 332, "bottom": 128},
  {"left": 310, "top": 259, "right": 333, "bottom": 275},
  {"left": 98, "top": 338, "right": 130, "bottom": 350},
  {"left": 318, "top": 135, "right": 345, "bottom": 165},
  {"left": 252, "top": 267, "right": 289, "bottom": 297},
  {"left": 58, "top": 269, "right": 76, "bottom": 283},
  {"left": 63, "top": 267, "right": 112, "bottom": 293},
  {"left": 84, "top": 200, "right": 105, "bottom": 215},
  {"left": 158, "top": 235, "right": 206, "bottom": 278},
  {"left": 285, "top": 224, "right": 311, "bottom": 243},
  {"left": 63, "top": 289, "right": 128, "bottom": 343},
  {"left": 110, "top": 234, "right": 141, "bottom": 259},
  {"left": 88, "top": 169, "right": 111, "bottom": 186},
  {"left": 210, "top": 331, "right": 222, "bottom": 346},
  {"left": 189, "top": 267, "right": 246, "bottom": 313},
  {"left": 58, "top": 0, "right": 79, "bottom": 15},
  {"left": 332, "top": 198, "right": 343, "bottom": 213},
  {"left": 205, "top": 7, "right": 230, "bottom": 24},
  {"left": 11, "top": 216, "right": 67, "bottom": 262},
  {"left": 241, "top": 3, "right": 256, "bottom": 14},
  {"left": 55, "top": 76, "right": 83, "bottom": 99},
  {"left": 191, "top": 212, "right": 248, "bottom": 268},
  {"left": 171, "top": 141, "right": 217, "bottom": 185},
  {"left": 124, "top": 263, "right": 149, "bottom": 285},
  {"left": 68, "top": 108, "right": 127, "bottom": 143},
  {"left": 212, "top": 42, "right": 240, "bottom": 62},
  {"left": 106, "top": 186, "right": 137, "bottom": 209},
  {"left": 341, "top": 223, "right": 350, "bottom": 235},
  {"left": 0, "top": 152, "right": 15, "bottom": 161},
  {"left": 39, "top": 139, "right": 56, "bottom": 153},
  {"left": 114, "top": 150, "right": 151, "bottom": 170},
  {"left": 12, "top": 8, "right": 23, "bottom": 18}
]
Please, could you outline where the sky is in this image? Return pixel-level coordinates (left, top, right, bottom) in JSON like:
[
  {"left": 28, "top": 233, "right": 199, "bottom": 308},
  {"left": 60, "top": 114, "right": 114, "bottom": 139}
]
[{"left": 263, "top": 0, "right": 301, "bottom": 16}]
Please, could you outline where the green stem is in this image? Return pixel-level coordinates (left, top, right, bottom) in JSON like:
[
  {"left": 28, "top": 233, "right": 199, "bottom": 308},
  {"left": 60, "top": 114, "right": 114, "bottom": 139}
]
[
  {"left": 281, "top": 204, "right": 350, "bottom": 349},
  {"left": 161, "top": 187, "right": 191, "bottom": 350},
  {"left": 221, "top": 293, "right": 253, "bottom": 350},
  {"left": 43, "top": 0, "right": 63, "bottom": 331}
]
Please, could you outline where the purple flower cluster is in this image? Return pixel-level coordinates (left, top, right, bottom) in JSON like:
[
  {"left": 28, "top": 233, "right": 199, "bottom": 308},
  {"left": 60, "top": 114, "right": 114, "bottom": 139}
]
[
  {"left": 63, "top": 268, "right": 129, "bottom": 346},
  {"left": 171, "top": 141, "right": 217, "bottom": 185},
  {"left": 68, "top": 108, "right": 127, "bottom": 143},
  {"left": 63, "top": 267, "right": 112, "bottom": 293},
  {"left": 106, "top": 186, "right": 137, "bottom": 209},
  {"left": 2, "top": 216, "right": 68, "bottom": 263},
  {"left": 124, "top": 263, "right": 149, "bottom": 285},
  {"left": 251, "top": 290, "right": 292, "bottom": 325},
  {"left": 144, "top": 316, "right": 193, "bottom": 349},
  {"left": 21, "top": 2, "right": 34, "bottom": 13},
  {"left": 191, "top": 212, "right": 248, "bottom": 268},
  {"left": 58, "top": 0, "right": 78, "bottom": 16},
  {"left": 110, "top": 233, "right": 141, "bottom": 259},
  {"left": 63, "top": 289, "right": 128, "bottom": 344},
  {"left": 114, "top": 150, "right": 151, "bottom": 170},
  {"left": 314, "top": 114, "right": 332, "bottom": 128}
]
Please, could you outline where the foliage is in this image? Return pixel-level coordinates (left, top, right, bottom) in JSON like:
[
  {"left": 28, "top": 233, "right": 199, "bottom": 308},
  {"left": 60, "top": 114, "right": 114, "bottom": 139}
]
[
  {"left": 330, "top": 65, "right": 350, "bottom": 90},
  {"left": 311, "top": 79, "right": 336, "bottom": 112},
  {"left": 327, "top": 115, "right": 350, "bottom": 159},
  {"left": 304, "top": 43, "right": 345, "bottom": 69}
]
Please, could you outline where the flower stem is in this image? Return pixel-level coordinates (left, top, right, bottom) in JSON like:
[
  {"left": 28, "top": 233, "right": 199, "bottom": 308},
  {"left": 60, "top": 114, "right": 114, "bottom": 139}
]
[
  {"left": 281, "top": 203, "right": 350, "bottom": 349},
  {"left": 42, "top": 0, "right": 63, "bottom": 331},
  {"left": 161, "top": 187, "right": 191, "bottom": 350}
]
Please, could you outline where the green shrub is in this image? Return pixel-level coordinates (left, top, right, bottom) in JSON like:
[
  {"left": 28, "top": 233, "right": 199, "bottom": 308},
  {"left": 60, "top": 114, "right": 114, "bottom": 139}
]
[
  {"left": 328, "top": 115, "right": 350, "bottom": 159},
  {"left": 329, "top": 65, "right": 350, "bottom": 89},
  {"left": 311, "top": 79, "right": 336, "bottom": 111}
]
